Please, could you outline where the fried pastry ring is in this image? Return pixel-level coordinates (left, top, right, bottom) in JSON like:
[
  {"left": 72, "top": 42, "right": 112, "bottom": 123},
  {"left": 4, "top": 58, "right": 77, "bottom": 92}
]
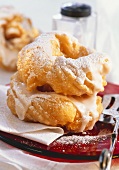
[
  {"left": 7, "top": 72, "right": 103, "bottom": 132},
  {"left": 0, "top": 6, "right": 39, "bottom": 71},
  {"left": 17, "top": 32, "right": 111, "bottom": 96}
]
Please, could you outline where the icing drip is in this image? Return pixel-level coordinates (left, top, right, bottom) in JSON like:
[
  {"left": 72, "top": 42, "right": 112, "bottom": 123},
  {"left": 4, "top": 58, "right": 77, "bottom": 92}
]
[
  {"left": 69, "top": 94, "right": 98, "bottom": 131},
  {"left": 11, "top": 73, "right": 99, "bottom": 132},
  {"left": 10, "top": 32, "right": 111, "bottom": 131},
  {"left": 12, "top": 76, "right": 54, "bottom": 120},
  {"left": 18, "top": 32, "right": 111, "bottom": 97},
  {"left": 47, "top": 52, "right": 111, "bottom": 94}
]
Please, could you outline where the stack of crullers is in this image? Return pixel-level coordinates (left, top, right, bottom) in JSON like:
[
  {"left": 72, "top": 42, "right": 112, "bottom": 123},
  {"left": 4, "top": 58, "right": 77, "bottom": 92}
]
[
  {"left": 7, "top": 32, "right": 111, "bottom": 132},
  {"left": 0, "top": 6, "right": 39, "bottom": 71}
]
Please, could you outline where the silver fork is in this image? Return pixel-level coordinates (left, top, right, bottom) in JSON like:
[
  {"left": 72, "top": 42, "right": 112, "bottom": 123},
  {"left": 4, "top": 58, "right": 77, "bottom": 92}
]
[{"left": 99, "top": 94, "right": 119, "bottom": 170}]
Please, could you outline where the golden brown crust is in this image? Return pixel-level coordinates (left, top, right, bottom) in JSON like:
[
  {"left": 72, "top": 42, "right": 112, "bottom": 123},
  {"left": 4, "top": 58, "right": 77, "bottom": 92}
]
[
  {"left": 17, "top": 32, "right": 110, "bottom": 96},
  {"left": 7, "top": 72, "right": 103, "bottom": 132},
  {"left": 7, "top": 32, "right": 111, "bottom": 132}
]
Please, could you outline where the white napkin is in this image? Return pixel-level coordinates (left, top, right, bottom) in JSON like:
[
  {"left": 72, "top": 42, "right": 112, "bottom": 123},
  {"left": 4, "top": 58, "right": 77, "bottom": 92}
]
[{"left": 0, "top": 85, "right": 64, "bottom": 145}]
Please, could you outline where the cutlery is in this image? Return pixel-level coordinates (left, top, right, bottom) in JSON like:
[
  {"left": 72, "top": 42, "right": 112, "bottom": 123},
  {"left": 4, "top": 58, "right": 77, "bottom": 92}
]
[{"left": 99, "top": 94, "right": 119, "bottom": 170}]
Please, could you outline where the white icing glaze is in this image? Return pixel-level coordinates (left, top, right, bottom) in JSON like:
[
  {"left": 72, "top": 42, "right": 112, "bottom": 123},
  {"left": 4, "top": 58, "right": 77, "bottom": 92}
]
[
  {"left": 69, "top": 93, "right": 98, "bottom": 132},
  {"left": 22, "top": 32, "right": 59, "bottom": 61},
  {"left": 19, "top": 32, "right": 111, "bottom": 97},
  {"left": 9, "top": 32, "right": 111, "bottom": 130},
  {"left": 11, "top": 73, "right": 99, "bottom": 132},
  {"left": 48, "top": 51, "right": 111, "bottom": 93},
  {"left": 35, "top": 33, "right": 56, "bottom": 57},
  {"left": 12, "top": 82, "right": 31, "bottom": 120},
  {"left": 12, "top": 75, "right": 54, "bottom": 120}
]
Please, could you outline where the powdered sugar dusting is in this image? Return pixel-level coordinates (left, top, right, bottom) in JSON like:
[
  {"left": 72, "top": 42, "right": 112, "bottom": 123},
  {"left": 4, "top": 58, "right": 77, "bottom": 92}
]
[
  {"left": 56, "top": 134, "right": 108, "bottom": 145},
  {"left": 48, "top": 51, "right": 110, "bottom": 91},
  {"left": 21, "top": 33, "right": 57, "bottom": 59},
  {"left": 18, "top": 32, "right": 111, "bottom": 97}
]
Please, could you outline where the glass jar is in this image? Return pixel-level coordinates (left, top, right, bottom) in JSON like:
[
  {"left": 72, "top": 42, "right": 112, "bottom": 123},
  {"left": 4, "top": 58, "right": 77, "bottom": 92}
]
[{"left": 52, "top": 2, "right": 97, "bottom": 49}]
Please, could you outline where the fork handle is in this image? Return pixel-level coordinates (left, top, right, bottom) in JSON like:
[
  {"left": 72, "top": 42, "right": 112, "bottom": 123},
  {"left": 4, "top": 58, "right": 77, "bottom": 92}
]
[{"left": 99, "top": 149, "right": 112, "bottom": 170}]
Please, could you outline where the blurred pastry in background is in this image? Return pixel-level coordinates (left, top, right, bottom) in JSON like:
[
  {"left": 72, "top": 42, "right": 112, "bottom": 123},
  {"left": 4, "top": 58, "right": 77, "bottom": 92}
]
[{"left": 0, "top": 6, "right": 39, "bottom": 71}]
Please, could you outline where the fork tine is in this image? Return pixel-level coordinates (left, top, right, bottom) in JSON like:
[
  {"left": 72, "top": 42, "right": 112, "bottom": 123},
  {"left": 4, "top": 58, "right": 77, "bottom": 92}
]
[
  {"left": 109, "top": 95, "right": 119, "bottom": 109},
  {"left": 102, "top": 95, "right": 113, "bottom": 109},
  {"left": 99, "top": 114, "right": 119, "bottom": 170},
  {"left": 99, "top": 94, "right": 119, "bottom": 170},
  {"left": 102, "top": 94, "right": 119, "bottom": 110}
]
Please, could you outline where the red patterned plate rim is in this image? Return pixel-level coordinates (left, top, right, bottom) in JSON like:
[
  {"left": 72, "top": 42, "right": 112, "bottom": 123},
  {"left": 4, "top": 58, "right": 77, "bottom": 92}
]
[{"left": 1, "top": 82, "right": 119, "bottom": 163}]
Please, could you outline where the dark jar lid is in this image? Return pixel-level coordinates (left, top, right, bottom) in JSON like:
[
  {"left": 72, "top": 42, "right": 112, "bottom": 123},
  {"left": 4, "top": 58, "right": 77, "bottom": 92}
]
[{"left": 61, "top": 2, "right": 91, "bottom": 18}]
